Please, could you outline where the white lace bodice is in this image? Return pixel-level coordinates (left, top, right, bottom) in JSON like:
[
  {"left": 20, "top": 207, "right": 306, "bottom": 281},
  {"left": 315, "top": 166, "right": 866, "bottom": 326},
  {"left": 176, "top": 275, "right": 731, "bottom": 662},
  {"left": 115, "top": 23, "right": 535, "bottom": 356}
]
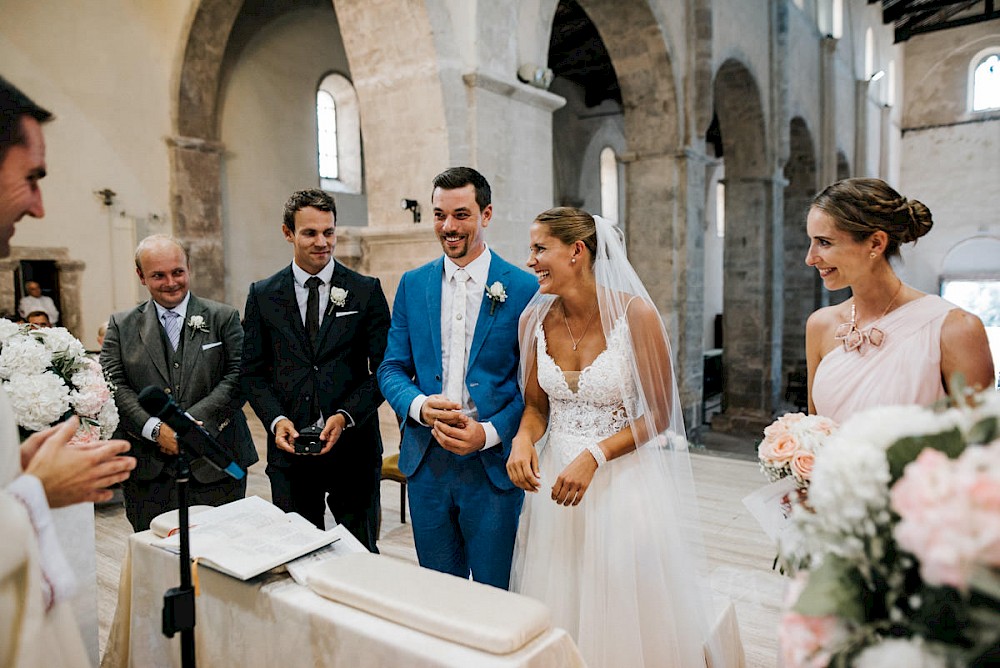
[{"left": 536, "top": 322, "right": 637, "bottom": 468}]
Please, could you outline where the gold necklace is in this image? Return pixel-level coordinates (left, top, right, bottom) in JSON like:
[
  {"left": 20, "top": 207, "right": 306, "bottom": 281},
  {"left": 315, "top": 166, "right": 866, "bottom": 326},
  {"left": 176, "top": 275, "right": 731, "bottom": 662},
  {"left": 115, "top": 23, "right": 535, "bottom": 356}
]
[
  {"left": 561, "top": 302, "right": 598, "bottom": 351},
  {"left": 834, "top": 281, "right": 903, "bottom": 353}
]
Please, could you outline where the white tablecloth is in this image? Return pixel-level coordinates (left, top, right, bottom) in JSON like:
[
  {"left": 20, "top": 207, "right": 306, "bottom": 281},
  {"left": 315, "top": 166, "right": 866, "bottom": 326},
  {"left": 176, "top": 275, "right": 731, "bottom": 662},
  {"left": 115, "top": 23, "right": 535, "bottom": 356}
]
[{"left": 101, "top": 531, "right": 585, "bottom": 668}]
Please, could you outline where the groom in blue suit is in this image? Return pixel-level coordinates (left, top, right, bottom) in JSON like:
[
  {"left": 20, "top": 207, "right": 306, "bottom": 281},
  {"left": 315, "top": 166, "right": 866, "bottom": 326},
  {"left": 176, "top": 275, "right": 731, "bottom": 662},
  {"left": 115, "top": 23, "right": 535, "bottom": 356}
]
[{"left": 378, "top": 168, "right": 536, "bottom": 588}]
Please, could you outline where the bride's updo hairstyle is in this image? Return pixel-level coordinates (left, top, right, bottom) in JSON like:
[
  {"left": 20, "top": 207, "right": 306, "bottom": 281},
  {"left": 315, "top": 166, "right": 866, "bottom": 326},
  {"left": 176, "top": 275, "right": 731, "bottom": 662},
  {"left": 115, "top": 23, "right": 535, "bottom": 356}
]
[
  {"left": 811, "top": 178, "right": 933, "bottom": 260},
  {"left": 534, "top": 207, "right": 598, "bottom": 266}
]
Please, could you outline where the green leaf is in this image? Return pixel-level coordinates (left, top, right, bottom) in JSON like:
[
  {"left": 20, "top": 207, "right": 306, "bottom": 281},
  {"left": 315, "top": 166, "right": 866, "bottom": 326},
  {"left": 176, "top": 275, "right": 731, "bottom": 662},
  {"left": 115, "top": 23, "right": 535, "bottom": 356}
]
[
  {"left": 969, "top": 567, "right": 1000, "bottom": 603},
  {"left": 967, "top": 417, "right": 999, "bottom": 446},
  {"left": 886, "top": 428, "right": 965, "bottom": 483},
  {"left": 792, "top": 556, "right": 865, "bottom": 622}
]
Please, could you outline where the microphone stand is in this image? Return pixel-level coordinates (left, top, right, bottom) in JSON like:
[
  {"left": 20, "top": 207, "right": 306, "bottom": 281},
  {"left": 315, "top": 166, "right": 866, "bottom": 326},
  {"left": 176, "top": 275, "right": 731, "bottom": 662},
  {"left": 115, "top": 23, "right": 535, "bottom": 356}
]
[{"left": 162, "top": 441, "right": 197, "bottom": 668}]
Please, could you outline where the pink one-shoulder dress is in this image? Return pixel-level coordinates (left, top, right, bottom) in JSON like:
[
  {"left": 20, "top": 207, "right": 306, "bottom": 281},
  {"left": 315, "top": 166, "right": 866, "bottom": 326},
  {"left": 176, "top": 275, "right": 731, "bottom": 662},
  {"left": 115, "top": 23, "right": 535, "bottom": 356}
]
[{"left": 812, "top": 294, "right": 956, "bottom": 424}]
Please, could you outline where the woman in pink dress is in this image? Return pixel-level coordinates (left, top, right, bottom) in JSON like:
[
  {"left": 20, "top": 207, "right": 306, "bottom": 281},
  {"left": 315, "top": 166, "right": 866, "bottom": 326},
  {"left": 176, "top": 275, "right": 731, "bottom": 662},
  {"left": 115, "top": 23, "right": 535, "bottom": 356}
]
[{"left": 805, "top": 178, "right": 994, "bottom": 423}]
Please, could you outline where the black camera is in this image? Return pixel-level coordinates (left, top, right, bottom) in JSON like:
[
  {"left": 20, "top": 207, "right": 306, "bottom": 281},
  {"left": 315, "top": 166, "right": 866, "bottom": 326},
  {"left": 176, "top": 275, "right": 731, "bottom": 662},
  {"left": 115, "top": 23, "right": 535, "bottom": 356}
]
[{"left": 294, "top": 425, "right": 324, "bottom": 454}]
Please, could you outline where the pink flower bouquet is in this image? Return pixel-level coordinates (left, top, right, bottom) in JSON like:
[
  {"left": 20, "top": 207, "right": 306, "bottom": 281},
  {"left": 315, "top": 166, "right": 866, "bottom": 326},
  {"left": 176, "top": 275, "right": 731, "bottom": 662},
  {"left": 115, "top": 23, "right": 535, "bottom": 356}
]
[
  {"left": 778, "top": 392, "right": 1000, "bottom": 667},
  {"left": 759, "top": 412, "right": 838, "bottom": 488}
]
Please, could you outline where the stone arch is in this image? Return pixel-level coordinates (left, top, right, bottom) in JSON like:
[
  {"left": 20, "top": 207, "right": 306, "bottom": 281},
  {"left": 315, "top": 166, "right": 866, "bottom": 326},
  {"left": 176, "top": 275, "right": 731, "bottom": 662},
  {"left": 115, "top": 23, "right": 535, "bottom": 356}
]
[
  {"left": 711, "top": 58, "right": 781, "bottom": 433},
  {"left": 170, "top": 0, "right": 244, "bottom": 301},
  {"left": 782, "top": 117, "right": 818, "bottom": 407},
  {"left": 547, "top": 0, "right": 702, "bottom": 423},
  {"left": 171, "top": 0, "right": 451, "bottom": 301}
]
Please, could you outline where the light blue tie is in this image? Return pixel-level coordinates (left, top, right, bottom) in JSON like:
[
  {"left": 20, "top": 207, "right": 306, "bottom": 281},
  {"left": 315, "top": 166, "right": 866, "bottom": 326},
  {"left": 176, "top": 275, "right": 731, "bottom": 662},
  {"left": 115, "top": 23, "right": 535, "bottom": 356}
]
[{"left": 162, "top": 309, "right": 181, "bottom": 351}]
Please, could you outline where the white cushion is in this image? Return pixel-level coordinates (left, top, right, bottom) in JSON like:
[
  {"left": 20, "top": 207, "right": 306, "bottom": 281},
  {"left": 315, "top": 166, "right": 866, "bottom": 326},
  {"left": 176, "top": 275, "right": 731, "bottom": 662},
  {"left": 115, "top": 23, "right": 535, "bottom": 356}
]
[{"left": 308, "top": 553, "right": 552, "bottom": 655}]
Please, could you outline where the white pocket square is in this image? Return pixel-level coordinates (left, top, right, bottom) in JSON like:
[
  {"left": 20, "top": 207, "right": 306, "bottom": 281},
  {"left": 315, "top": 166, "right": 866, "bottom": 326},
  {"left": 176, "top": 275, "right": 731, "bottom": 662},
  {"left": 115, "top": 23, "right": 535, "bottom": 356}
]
[
  {"left": 335, "top": 311, "right": 359, "bottom": 318},
  {"left": 201, "top": 341, "right": 223, "bottom": 350}
]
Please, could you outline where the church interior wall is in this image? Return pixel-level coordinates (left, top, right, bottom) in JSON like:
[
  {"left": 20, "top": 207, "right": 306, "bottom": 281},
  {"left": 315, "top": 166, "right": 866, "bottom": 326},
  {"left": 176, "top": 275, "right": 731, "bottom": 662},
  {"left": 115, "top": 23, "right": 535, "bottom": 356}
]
[
  {"left": 0, "top": 0, "right": 195, "bottom": 348},
  {"left": 897, "top": 21, "right": 1000, "bottom": 296},
  {"left": 1, "top": 0, "right": 995, "bottom": 426},
  {"left": 219, "top": 5, "right": 364, "bottom": 314}
]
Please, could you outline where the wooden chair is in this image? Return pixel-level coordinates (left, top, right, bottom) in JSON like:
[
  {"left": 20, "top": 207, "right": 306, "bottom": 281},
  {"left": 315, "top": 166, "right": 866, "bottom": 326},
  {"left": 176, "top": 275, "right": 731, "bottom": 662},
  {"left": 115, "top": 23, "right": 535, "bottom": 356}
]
[{"left": 381, "top": 453, "right": 407, "bottom": 523}]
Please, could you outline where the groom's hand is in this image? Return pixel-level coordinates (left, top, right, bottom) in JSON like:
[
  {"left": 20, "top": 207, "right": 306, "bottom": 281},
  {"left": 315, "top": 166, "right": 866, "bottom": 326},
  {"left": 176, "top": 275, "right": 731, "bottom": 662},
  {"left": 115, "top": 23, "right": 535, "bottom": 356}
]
[
  {"left": 432, "top": 417, "right": 487, "bottom": 455},
  {"left": 420, "top": 395, "right": 465, "bottom": 427}
]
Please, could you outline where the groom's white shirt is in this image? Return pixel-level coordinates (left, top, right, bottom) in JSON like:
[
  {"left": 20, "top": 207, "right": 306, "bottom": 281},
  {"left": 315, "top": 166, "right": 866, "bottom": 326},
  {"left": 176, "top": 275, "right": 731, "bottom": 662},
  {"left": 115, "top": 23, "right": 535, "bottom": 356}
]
[{"left": 407, "top": 247, "right": 501, "bottom": 449}]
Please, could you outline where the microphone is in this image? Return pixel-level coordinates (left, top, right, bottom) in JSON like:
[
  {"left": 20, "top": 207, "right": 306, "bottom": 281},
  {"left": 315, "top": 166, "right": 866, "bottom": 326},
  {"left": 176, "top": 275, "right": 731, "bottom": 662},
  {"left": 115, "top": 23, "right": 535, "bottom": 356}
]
[{"left": 137, "top": 386, "right": 246, "bottom": 481}]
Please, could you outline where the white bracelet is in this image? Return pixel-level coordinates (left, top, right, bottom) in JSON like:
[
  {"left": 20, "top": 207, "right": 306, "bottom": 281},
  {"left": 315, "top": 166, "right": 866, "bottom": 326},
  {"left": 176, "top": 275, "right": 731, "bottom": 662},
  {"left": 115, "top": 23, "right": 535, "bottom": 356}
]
[{"left": 586, "top": 442, "right": 607, "bottom": 468}]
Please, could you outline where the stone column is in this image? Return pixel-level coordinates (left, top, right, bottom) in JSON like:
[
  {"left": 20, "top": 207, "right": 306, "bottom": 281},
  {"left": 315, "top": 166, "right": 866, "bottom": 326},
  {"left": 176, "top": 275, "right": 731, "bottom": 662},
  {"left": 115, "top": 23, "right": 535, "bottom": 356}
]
[
  {"left": 711, "top": 174, "right": 785, "bottom": 435},
  {"left": 672, "top": 147, "right": 714, "bottom": 430},
  {"left": 167, "top": 136, "right": 226, "bottom": 302},
  {"left": 54, "top": 259, "right": 86, "bottom": 339},
  {"left": 461, "top": 71, "right": 566, "bottom": 263}
]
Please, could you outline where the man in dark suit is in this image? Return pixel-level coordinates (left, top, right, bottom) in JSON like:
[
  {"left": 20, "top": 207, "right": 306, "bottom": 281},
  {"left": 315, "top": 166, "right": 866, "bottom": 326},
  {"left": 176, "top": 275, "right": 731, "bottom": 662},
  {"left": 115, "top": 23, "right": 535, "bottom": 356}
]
[
  {"left": 102, "top": 234, "right": 257, "bottom": 532},
  {"left": 378, "top": 167, "right": 537, "bottom": 588},
  {"left": 241, "top": 189, "right": 390, "bottom": 552}
]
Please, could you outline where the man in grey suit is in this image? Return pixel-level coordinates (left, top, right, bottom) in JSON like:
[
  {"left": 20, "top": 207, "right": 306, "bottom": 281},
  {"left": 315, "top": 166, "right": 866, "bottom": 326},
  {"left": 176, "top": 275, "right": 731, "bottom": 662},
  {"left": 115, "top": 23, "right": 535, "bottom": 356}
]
[{"left": 102, "top": 235, "right": 258, "bottom": 531}]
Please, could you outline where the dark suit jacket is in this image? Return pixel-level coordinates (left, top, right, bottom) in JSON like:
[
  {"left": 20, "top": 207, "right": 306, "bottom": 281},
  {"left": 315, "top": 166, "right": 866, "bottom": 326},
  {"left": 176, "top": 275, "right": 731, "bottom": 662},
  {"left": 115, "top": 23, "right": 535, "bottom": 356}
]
[
  {"left": 240, "top": 262, "right": 390, "bottom": 469},
  {"left": 101, "top": 294, "right": 257, "bottom": 482}
]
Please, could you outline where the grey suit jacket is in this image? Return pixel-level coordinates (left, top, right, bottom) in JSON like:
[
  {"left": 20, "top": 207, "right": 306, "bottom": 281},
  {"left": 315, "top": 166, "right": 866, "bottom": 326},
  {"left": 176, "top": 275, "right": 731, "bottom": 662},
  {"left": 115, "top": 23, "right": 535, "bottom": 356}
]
[{"left": 100, "top": 294, "right": 257, "bottom": 482}]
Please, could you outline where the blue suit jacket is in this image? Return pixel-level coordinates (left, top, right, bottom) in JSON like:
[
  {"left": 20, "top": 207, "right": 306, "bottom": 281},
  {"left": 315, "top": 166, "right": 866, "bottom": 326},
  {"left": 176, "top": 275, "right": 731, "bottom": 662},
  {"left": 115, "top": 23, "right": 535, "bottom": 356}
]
[{"left": 378, "top": 252, "right": 537, "bottom": 490}]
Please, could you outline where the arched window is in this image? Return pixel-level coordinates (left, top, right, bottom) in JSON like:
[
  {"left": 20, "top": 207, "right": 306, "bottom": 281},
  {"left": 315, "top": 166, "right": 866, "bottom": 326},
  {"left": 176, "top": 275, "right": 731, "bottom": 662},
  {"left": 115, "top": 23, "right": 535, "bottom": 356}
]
[
  {"left": 831, "top": 0, "right": 843, "bottom": 39},
  {"left": 972, "top": 51, "right": 1000, "bottom": 112},
  {"left": 599, "top": 147, "right": 619, "bottom": 223},
  {"left": 864, "top": 27, "right": 875, "bottom": 80},
  {"left": 316, "top": 73, "right": 362, "bottom": 194},
  {"left": 317, "top": 90, "right": 338, "bottom": 179}
]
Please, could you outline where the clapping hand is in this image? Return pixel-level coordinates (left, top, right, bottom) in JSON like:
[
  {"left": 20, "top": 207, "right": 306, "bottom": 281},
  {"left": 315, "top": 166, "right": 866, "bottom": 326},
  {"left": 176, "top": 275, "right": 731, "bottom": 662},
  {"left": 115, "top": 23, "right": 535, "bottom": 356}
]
[{"left": 22, "top": 417, "right": 136, "bottom": 507}]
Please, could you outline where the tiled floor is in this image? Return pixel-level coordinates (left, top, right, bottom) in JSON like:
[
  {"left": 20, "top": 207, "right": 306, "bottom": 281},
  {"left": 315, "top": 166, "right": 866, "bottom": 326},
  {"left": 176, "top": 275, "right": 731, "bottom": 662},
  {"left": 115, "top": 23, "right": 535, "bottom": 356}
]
[{"left": 96, "top": 406, "right": 783, "bottom": 666}]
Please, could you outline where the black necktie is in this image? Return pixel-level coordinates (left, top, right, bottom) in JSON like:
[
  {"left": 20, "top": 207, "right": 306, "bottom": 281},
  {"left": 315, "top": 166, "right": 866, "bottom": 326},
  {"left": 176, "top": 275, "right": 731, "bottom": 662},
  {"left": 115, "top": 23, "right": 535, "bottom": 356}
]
[{"left": 305, "top": 276, "right": 322, "bottom": 343}]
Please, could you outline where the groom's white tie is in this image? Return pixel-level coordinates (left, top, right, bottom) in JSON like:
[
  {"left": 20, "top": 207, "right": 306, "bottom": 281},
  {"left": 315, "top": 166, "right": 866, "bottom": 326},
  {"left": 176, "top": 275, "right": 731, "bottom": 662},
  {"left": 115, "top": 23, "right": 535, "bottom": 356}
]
[{"left": 445, "top": 268, "right": 469, "bottom": 404}]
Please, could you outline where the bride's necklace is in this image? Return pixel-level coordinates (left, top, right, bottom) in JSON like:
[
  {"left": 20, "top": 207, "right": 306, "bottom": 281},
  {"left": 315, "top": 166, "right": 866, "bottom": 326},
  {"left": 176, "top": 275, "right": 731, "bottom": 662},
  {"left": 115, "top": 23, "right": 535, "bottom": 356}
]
[
  {"left": 834, "top": 281, "right": 903, "bottom": 354},
  {"left": 561, "top": 301, "right": 598, "bottom": 351}
]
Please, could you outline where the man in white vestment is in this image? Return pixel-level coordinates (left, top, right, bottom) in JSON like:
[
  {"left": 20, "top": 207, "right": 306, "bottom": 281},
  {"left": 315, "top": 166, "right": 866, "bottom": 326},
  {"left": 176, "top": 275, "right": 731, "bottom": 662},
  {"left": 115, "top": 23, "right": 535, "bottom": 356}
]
[
  {"left": 0, "top": 74, "right": 136, "bottom": 667},
  {"left": 18, "top": 280, "right": 59, "bottom": 324}
]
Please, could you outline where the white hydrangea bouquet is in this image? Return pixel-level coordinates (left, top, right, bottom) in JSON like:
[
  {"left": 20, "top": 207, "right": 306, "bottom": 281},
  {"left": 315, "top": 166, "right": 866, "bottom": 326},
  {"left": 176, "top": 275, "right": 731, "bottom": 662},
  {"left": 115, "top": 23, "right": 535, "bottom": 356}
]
[
  {"left": 0, "top": 318, "right": 118, "bottom": 442},
  {"left": 778, "top": 388, "right": 1000, "bottom": 667}
]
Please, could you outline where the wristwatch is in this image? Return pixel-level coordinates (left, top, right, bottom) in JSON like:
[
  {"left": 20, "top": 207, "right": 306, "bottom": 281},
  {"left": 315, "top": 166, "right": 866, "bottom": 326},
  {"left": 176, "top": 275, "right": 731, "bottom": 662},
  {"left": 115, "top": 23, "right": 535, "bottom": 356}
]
[{"left": 151, "top": 421, "right": 162, "bottom": 441}]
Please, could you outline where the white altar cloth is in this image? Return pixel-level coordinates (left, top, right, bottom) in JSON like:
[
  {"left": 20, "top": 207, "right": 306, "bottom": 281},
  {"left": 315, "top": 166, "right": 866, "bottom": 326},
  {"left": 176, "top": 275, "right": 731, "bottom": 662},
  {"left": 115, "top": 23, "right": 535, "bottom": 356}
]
[{"left": 102, "top": 531, "right": 585, "bottom": 668}]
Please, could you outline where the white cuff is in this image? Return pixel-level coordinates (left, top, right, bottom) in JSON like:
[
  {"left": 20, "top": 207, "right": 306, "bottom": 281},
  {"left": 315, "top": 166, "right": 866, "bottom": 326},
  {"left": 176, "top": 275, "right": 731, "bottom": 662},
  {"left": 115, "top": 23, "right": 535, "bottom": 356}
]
[
  {"left": 408, "top": 395, "right": 429, "bottom": 426},
  {"left": 142, "top": 417, "right": 162, "bottom": 441},
  {"left": 270, "top": 415, "right": 288, "bottom": 434},
  {"left": 480, "top": 422, "right": 501, "bottom": 450}
]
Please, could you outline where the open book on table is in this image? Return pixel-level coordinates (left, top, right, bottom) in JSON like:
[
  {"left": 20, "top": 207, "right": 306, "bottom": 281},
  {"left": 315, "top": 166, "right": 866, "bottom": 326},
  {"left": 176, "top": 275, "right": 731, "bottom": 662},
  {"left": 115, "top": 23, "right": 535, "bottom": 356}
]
[{"left": 151, "top": 495, "right": 345, "bottom": 581}]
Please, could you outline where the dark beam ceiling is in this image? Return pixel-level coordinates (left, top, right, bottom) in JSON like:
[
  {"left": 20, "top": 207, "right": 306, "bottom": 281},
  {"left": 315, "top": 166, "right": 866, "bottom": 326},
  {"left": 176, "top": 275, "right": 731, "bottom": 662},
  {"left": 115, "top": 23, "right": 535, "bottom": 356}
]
[{"left": 870, "top": 0, "right": 1000, "bottom": 42}]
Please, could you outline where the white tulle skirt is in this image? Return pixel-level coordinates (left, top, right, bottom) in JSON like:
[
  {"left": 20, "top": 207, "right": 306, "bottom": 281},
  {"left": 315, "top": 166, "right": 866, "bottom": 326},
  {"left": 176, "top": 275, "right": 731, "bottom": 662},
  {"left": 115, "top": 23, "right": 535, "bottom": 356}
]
[{"left": 510, "top": 433, "right": 711, "bottom": 668}]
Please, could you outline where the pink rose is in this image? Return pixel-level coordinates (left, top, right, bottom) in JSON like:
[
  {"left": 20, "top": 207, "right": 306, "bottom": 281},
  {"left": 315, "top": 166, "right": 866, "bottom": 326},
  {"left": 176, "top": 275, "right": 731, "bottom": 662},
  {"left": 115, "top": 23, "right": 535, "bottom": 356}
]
[
  {"left": 791, "top": 450, "right": 816, "bottom": 483},
  {"left": 760, "top": 433, "right": 800, "bottom": 466},
  {"left": 779, "top": 612, "right": 840, "bottom": 668}
]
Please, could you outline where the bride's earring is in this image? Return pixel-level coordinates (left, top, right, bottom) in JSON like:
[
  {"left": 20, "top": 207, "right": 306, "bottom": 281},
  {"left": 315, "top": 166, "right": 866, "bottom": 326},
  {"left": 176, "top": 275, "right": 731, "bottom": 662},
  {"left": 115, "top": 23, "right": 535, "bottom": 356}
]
[{"left": 571, "top": 258, "right": 576, "bottom": 264}]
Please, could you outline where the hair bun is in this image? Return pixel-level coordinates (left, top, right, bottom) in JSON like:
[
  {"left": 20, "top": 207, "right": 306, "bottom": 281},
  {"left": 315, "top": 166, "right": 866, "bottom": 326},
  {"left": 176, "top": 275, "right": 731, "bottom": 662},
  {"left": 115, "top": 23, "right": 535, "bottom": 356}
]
[{"left": 897, "top": 198, "right": 933, "bottom": 243}]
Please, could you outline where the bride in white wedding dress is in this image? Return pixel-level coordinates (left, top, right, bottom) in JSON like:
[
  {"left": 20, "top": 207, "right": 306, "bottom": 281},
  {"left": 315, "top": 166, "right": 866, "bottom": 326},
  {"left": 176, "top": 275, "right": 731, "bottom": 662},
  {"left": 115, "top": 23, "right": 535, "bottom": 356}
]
[{"left": 508, "top": 208, "right": 738, "bottom": 668}]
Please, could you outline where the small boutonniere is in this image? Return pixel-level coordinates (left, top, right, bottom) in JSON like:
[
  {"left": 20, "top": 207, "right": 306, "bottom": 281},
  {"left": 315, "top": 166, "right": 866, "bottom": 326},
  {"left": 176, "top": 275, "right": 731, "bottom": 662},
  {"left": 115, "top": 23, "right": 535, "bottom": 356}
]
[
  {"left": 187, "top": 315, "right": 209, "bottom": 333},
  {"left": 327, "top": 286, "right": 348, "bottom": 315},
  {"left": 485, "top": 281, "right": 507, "bottom": 315}
]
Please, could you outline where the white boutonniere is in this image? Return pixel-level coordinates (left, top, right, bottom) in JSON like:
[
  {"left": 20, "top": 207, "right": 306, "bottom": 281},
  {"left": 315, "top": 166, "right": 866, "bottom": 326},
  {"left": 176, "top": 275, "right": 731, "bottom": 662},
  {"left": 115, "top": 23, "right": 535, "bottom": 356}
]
[
  {"left": 327, "top": 286, "right": 348, "bottom": 315},
  {"left": 187, "top": 315, "right": 209, "bottom": 333},
  {"left": 485, "top": 281, "right": 507, "bottom": 315}
]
